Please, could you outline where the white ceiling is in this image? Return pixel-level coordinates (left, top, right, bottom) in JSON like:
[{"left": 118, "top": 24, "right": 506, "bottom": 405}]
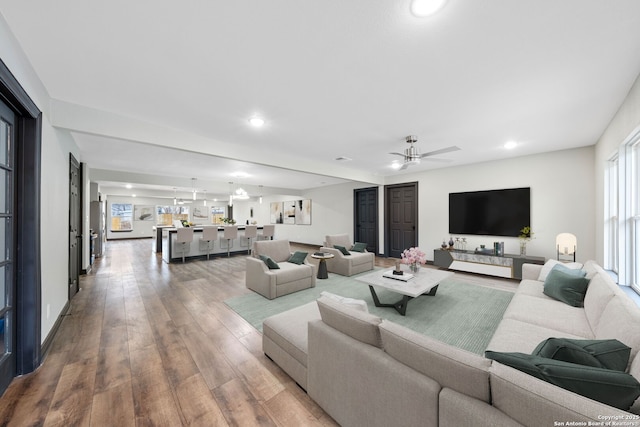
[{"left": 2, "top": 0, "right": 640, "bottom": 197}]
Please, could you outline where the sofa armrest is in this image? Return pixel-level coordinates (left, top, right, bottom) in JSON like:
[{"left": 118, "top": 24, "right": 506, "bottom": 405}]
[
  {"left": 521, "top": 263, "right": 543, "bottom": 281},
  {"left": 246, "top": 256, "right": 277, "bottom": 298}
]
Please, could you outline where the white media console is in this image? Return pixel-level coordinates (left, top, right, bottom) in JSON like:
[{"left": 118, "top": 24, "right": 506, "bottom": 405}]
[{"left": 433, "top": 249, "right": 545, "bottom": 280}]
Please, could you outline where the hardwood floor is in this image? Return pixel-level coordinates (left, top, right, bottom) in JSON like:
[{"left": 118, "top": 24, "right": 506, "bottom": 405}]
[{"left": 0, "top": 239, "right": 516, "bottom": 426}]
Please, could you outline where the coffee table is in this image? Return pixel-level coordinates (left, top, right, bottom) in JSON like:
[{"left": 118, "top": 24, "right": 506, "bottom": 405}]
[{"left": 355, "top": 267, "right": 454, "bottom": 315}]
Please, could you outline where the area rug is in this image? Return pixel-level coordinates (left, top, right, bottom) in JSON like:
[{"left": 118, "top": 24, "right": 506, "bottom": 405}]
[{"left": 225, "top": 270, "right": 513, "bottom": 354}]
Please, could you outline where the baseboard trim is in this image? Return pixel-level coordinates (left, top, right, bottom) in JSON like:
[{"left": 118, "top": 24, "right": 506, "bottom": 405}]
[{"left": 40, "top": 300, "right": 70, "bottom": 361}]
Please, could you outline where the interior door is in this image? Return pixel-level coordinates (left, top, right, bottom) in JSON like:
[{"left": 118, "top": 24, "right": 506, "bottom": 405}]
[
  {"left": 68, "top": 154, "right": 80, "bottom": 299},
  {"left": 354, "top": 187, "right": 378, "bottom": 254},
  {"left": 0, "top": 98, "right": 16, "bottom": 395},
  {"left": 385, "top": 182, "right": 418, "bottom": 258}
]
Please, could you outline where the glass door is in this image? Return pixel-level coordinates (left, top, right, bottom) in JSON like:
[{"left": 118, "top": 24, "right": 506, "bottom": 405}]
[{"left": 0, "top": 99, "right": 15, "bottom": 394}]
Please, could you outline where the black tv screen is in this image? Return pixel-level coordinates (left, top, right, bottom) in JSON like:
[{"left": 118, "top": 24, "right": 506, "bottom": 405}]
[{"left": 449, "top": 188, "right": 530, "bottom": 237}]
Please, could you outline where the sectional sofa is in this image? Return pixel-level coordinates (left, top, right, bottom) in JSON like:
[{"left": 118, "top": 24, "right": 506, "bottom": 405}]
[{"left": 262, "top": 260, "right": 640, "bottom": 426}]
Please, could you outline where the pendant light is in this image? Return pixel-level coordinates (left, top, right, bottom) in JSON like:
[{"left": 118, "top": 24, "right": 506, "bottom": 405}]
[
  {"left": 191, "top": 178, "right": 197, "bottom": 201},
  {"left": 173, "top": 187, "right": 177, "bottom": 206}
]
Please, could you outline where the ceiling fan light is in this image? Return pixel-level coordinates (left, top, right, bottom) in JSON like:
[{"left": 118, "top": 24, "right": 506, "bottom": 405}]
[
  {"left": 249, "top": 117, "right": 265, "bottom": 127},
  {"left": 411, "top": 0, "right": 447, "bottom": 17}
]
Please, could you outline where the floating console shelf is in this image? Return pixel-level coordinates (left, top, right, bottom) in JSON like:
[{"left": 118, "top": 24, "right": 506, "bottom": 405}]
[{"left": 433, "top": 249, "right": 545, "bottom": 280}]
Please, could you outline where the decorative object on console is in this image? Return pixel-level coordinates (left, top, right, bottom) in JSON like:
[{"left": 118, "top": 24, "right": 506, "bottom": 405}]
[
  {"left": 448, "top": 236, "right": 454, "bottom": 249},
  {"left": 556, "top": 233, "right": 577, "bottom": 262},
  {"left": 518, "top": 226, "right": 534, "bottom": 255},
  {"left": 441, "top": 240, "right": 448, "bottom": 249},
  {"left": 401, "top": 247, "right": 427, "bottom": 273}
]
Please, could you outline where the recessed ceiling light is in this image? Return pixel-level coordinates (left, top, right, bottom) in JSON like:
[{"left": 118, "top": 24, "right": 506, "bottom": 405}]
[
  {"left": 504, "top": 141, "right": 518, "bottom": 150},
  {"left": 391, "top": 161, "right": 403, "bottom": 170},
  {"left": 132, "top": 194, "right": 136, "bottom": 198},
  {"left": 249, "top": 116, "right": 265, "bottom": 127},
  {"left": 411, "top": 0, "right": 447, "bottom": 17},
  {"left": 125, "top": 184, "right": 132, "bottom": 189}
]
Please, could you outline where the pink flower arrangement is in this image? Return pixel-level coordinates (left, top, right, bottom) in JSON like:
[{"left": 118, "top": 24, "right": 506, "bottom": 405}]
[{"left": 400, "top": 247, "right": 427, "bottom": 266}]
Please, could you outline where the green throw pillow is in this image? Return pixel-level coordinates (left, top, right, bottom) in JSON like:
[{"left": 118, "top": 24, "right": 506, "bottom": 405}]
[
  {"left": 288, "top": 251, "right": 308, "bottom": 265},
  {"left": 550, "top": 263, "right": 587, "bottom": 277},
  {"left": 351, "top": 242, "right": 367, "bottom": 252},
  {"left": 543, "top": 268, "right": 590, "bottom": 307},
  {"left": 334, "top": 245, "right": 350, "bottom": 256},
  {"left": 533, "top": 338, "right": 631, "bottom": 372},
  {"left": 259, "top": 255, "right": 280, "bottom": 269},
  {"left": 485, "top": 351, "right": 640, "bottom": 411}
]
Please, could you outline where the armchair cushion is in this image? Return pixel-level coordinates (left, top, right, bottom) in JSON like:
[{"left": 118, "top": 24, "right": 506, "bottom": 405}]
[
  {"left": 334, "top": 245, "right": 350, "bottom": 256},
  {"left": 351, "top": 242, "right": 367, "bottom": 252},
  {"left": 288, "top": 251, "right": 308, "bottom": 265},
  {"left": 260, "top": 255, "right": 280, "bottom": 269},
  {"left": 325, "top": 234, "right": 352, "bottom": 247}
]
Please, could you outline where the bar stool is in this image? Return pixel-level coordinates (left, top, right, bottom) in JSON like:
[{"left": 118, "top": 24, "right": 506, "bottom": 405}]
[
  {"left": 199, "top": 226, "right": 217, "bottom": 260},
  {"left": 220, "top": 225, "right": 238, "bottom": 257},
  {"left": 175, "top": 227, "right": 194, "bottom": 263},
  {"left": 258, "top": 224, "right": 275, "bottom": 241},
  {"left": 243, "top": 225, "right": 258, "bottom": 254}
]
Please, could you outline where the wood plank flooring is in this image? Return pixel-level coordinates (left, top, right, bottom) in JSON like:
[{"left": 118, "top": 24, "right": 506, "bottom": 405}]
[{"left": 0, "top": 239, "right": 516, "bottom": 426}]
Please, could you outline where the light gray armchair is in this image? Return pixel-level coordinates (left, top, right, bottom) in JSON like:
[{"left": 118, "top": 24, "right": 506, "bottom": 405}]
[
  {"left": 320, "top": 234, "right": 374, "bottom": 276},
  {"left": 246, "top": 239, "right": 316, "bottom": 299}
]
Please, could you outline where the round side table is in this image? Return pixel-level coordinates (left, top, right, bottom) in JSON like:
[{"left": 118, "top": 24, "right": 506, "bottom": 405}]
[{"left": 311, "top": 252, "right": 334, "bottom": 279}]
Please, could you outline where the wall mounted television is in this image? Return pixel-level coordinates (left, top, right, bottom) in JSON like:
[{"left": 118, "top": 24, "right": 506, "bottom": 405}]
[{"left": 448, "top": 187, "right": 530, "bottom": 237}]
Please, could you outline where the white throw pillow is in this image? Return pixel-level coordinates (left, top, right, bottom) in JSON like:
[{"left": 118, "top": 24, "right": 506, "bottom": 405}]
[
  {"left": 537, "top": 259, "right": 583, "bottom": 282},
  {"left": 320, "top": 291, "right": 369, "bottom": 313}
]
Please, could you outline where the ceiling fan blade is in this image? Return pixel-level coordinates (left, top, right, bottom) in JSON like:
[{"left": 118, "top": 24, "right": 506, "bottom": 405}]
[
  {"left": 389, "top": 152, "right": 405, "bottom": 157},
  {"left": 399, "top": 162, "right": 410, "bottom": 170},
  {"left": 420, "top": 146, "right": 461, "bottom": 158}
]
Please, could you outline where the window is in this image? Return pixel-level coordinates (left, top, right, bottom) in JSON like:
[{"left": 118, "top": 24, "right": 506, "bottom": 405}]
[
  {"left": 156, "top": 206, "right": 189, "bottom": 226},
  {"left": 607, "top": 126, "right": 640, "bottom": 294},
  {"left": 211, "top": 206, "right": 226, "bottom": 225},
  {"left": 605, "top": 156, "right": 619, "bottom": 273},
  {"left": 110, "top": 203, "right": 133, "bottom": 231}
]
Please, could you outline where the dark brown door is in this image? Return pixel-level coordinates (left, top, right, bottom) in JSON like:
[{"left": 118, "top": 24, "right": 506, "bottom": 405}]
[
  {"left": 385, "top": 182, "right": 418, "bottom": 258},
  {"left": 354, "top": 187, "right": 378, "bottom": 254},
  {"left": 0, "top": 98, "right": 16, "bottom": 395},
  {"left": 69, "top": 154, "right": 80, "bottom": 299}
]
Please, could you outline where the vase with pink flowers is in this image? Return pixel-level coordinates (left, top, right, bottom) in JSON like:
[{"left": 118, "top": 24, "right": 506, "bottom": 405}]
[{"left": 401, "top": 247, "right": 427, "bottom": 273}]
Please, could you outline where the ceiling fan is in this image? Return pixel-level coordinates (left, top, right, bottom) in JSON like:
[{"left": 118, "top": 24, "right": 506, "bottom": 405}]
[{"left": 389, "top": 135, "right": 461, "bottom": 170}]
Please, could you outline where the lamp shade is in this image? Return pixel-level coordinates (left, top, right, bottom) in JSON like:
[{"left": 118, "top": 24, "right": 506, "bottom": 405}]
[{"left": 556, "top": 233, "right": 577, "bottom": 255}]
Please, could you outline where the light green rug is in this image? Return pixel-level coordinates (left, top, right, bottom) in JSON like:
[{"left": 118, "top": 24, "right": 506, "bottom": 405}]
[{"left": 225, "top": 270, "right": 513, "bottom": 354}]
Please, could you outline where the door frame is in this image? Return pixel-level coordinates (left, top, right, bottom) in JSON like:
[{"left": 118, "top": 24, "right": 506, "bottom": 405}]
[
  {"left": 353, "top": 187, "right": 379, "bottom": 255},
  {"left": 0, "top": 59, "right": 42, "bottom": 379},
  {"left": 384, "top": 182, "right": 418, "bottom": 258}
]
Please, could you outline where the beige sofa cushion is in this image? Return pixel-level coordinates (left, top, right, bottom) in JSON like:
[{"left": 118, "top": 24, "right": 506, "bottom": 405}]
[
  {"left": 252, "top": 239, "right": 292, "bottom": 262},
  {"left": 325, "top": 234, "right": 352, "bottom": 249},
  {"left": 262, "top": 301, "right": 319, "bottom": 368},
  {"left": 502, "top": 294, "right": 594, "bottom": 337},
  {"left": 486, "top": 318, "right": 585, "bottom": 354},
  {"left": 595, "top": 295, "right": 640, "bottom": 370},
  {"left": 380, "top": 320, "right": 492, "bottom": 402},
  {"left": 583, "top": 271, "right": 618, "bottom": 331},
  {"left": 316, "top": 296, "right": 382, "bottom": 348},
  {"left": 271, "top": 262, "right": 313, "bottom": 284}
]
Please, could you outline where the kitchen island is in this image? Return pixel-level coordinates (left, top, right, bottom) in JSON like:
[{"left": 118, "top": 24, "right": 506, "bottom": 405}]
[{"left": 161, "top": 226, "right": 265, "bottom": 263}]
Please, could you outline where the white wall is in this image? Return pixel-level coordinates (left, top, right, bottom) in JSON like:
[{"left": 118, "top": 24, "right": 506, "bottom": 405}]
[
  {"left": 385, "top": 147, "right": 596, "bottom": 262},
  {"left": 1, "top": 14, "right": 81, "bottom": 342},
  {"left": 253, "top": 182, "right": 380, "bottom": 247},
  {"left": 266, "top": 148, "right": 596, "bottom": 263},
  {"left": 594, "top": 72, "right": 640, "bottom": 265}
]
